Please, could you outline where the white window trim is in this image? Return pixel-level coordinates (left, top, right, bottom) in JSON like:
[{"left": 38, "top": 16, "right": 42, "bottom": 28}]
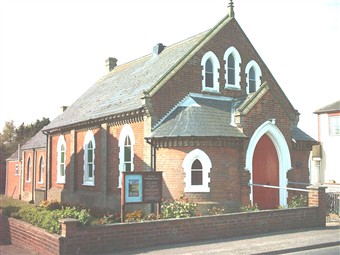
[
  {"left": 38, "top": 156, "right": 44, "bottom": 184},
  {"left": 57, "top": 135, "right": 66, "bottom": 184},
  {"left": 118, "top": 124, "right": 135, "bottom": 188},
  {"left": 245, "top": 60, "right": 262, "bottom": 94},
  {"left": 83, "top": 130, "right": 96, "bottom": 186},
  {"left": 26, "top": 157, "right": 31, "bottom": 183},
  {"left": 15, "top": 164, "right": 19, "bottom": 176},
  {"left": 224, "top": 46, "right": 241, "bottom": 89},
  {"left": 183, "top": 149, "right": 211, "bottom": 193},
  {"left": 201, "top": 51, "right": 220, "bottom": 93}
]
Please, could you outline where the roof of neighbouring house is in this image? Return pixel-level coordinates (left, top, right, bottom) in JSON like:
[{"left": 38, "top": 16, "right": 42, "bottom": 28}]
[
  {"left": 21, "top": 130, "right": 47, "bottom": 150},
  {"left": 6, "top": 150, "right": 19, "bottom": 161},
  {"left": 314, "top": 100, "right": 340, "bottom": 114},
  {"left": 151, "top": 93, "right": 246, "bottom": 138}
]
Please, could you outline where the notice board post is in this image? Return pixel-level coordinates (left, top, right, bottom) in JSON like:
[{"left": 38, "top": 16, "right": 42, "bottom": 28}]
[{"left": 121, "top": 171, "right": 162, "bottom": 222}]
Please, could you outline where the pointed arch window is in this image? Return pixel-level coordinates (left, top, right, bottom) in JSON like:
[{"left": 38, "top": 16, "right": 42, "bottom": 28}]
[
  {"left": 245, "top": 60, "right": 262, "bottom": 94},
  {"left": 201, "top": 51, "right": 220, "bottom": 92},
  {"left": 118, "top": 125, "right": 135, "bottom": 187},
  {"left": 26, "top": 157, "right": 31, "bottom": 182},
  {"left": 57, "top": 135, "right": 66, "bottom": 184},
  {"left": 83, "top": 130, "right": 96, "bottom": 186},
  {"left": 183, "top": 149, "right": 211, "bottom": 192},
  {"left": 38, "top": 156, "right": 44, "bottom": 184},
  {"left": 224, "top": 46, "right": 241, "bottom": 89}
]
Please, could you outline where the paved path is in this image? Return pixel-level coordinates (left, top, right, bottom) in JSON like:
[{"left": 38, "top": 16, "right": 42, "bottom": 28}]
[{"left": 1, "top": 223, "right": 339, "bottom": 255}]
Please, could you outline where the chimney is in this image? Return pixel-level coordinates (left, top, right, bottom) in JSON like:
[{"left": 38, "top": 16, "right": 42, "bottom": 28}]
[
  {"left": 105, "top": 57, "right": 117, "bottom": 72},
  {"left": 152, "top": 43, "right": 165, "bottom": 57},
  {"left": 60, "top": 106, "right": 68, "bottom": 113}
]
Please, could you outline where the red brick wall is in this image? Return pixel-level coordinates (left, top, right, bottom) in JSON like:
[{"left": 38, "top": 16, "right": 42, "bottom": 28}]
[
  {"left": 157, "top": 146, "right": 241, "bottom": 206},
  {"left": 5, "top": 160, "right": 20, "bottom": 199}
]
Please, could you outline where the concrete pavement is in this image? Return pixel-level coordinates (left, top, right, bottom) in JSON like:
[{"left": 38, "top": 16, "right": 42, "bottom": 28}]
[{"left": 0, "top": 223, "right": 339, "bottom": 254}]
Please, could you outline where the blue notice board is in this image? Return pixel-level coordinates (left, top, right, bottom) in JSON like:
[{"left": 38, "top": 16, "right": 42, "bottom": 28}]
[{"left": 124, "top": 174, "right": 143, "bottom": 203}]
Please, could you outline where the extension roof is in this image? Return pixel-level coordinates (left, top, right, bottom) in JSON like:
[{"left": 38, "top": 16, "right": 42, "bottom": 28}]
[
  {"left": 21, "top": 130, "right": 46, "bottom": 150},
  {"left": 314, "top": 100, "right": 340, "bottom": 114},
  {"left": 151, "top": 93, "right": 246, "bottom": 138}
]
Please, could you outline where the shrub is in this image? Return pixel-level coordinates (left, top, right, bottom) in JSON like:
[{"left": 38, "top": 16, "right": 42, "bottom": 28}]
[
  {"left": 240, "top": 203, "right": 259, "bottom": 212},
  {"left": 289, "top": 194, "right": 308, "bottom": 208},
  {"left": 161, "top": 197, "right": 197, "bottom": 219},
  {"left": 125, "top": 210, "right": 143, "bottom": 222},
  {"left": 208, "top": 206, "right": 225, "bottom": 215},
  {"left": 144, "top": 213, "right": 158, "bottom": 221},
  {"left": 12, "top": 206, "right": 93, "bottom": 234},
  {"left": 40, "top": 200, "right": 62, "bottom": 211}
]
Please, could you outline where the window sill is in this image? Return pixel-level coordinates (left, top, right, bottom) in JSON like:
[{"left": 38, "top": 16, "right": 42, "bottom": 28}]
[
  {"left": 225, "top": 84, "right": 241, "bottom": 90},
  {"left": 25, "top": 180, "right": 31, "bottom": 183},
  {"left": 83, "top": 182, "right": 95, "bottom": 187},
  {"left": 37, "top": 181, "right": 44, "bottom": 184},
  {"left": 56, "top": 180, "right": 65, "bottom": 184},
  {"left": 184, "top": 187, "right": 210, "bottom": 193},
  {"left": 201, "top": 88, "right": 220, "bottom": 94}
]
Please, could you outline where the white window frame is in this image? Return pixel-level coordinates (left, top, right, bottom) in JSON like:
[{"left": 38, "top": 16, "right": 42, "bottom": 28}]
[
  {"left": 224, "top": 46, "right": 241, "bottom": 89},
  {"left": 245, "top": 60, "right": 262, "bottom": 94},
  {"left": 182, "top": 149, "right": 211, "bottom": 193},
  {"left": 329, "top": 115, "right": 340, "bottom": 136},
  {"left": 83, "top": 130, "right": 96, "bottom": 186},
  {"left": 57, "top": 135, "right": 66, "bottom": 184},
  {"left": 201, "top": 51, "right": 220, "bottom": 93},
  {"left": 38, "top": 156, "right": 44, "bottom": 184},
  {"left": 118, "top": 124, "right": 135, "bottom": 188},
  {"left": 26, "top": 157, "right": 31, "bottom": 183},
  {"left": 15, "top": 164, "right": 19, "bottom": 176}
]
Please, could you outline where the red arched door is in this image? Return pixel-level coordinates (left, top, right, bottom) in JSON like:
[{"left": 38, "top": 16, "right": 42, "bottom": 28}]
[{"left": 253, "top": 134, "right": 279, "bottom": 209}]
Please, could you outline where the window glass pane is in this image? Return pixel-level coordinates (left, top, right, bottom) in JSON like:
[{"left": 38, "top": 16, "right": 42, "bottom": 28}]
[
  {"left": 88, "top": 164, "right": 93, "bottom": 177},
  {"left": 60, "top": 164, "right": 65, "bottom": 176},
  {"left": 125, "top": 136, "right": 131, "bottom": 146},
  {"left": 192, "top": 159, "right": 202, "bottom": 169},
  {"left": 228, "top": 54, "right": 235, "bottom": 68},
  {"left": 206, "top": 73, "right": 214, "bottom": 88},
  {"left": 249, "top": 80, "right": 256, "bottom": 93},
  {"left": 61, "top": 151, "right": 65, "bottom": 163},
  {"left": 329, "top": 116, "right": 340, "bottom": 135},
  {"left": 206, "top": 59, "right": 213, "bottom": 72},
  {"left": 88, "top": 149, "right": 93, "bottom": 162},
  {"left": 191, "top": 170, "right": 203, "bottom": 185},
  {"left": 124, "top": 146, "right": 131, "bottom": 161},
  {"left": 61, "top": 144, "right": 65, "bottom": 151},
  {"left": 249, "top": 67, "right": 255, "bottom": 79},
  {"left": 88, "top": 141, "right": 93, "bottom": 149},
  {"left": 125, "top": 163, "right": 131, "bottom": 172},
  {"left": 228, "top": 68, "right": 235, "bottom": 85}
]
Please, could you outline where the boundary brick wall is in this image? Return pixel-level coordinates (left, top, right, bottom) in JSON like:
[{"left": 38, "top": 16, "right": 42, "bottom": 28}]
[{"left": 1, "top": 187, "right": 326, "bottom": 255}]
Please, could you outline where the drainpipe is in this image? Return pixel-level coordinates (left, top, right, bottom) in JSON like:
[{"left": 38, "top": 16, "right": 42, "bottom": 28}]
[
  {"left": 43, "top": 131, "right": 49, "bottom": 201},
  {"left": 32, "top": 148, "right": 36, "bottom": 203},
  {"left": 19, "top": 145, "right": 22, "bottom": 200}
]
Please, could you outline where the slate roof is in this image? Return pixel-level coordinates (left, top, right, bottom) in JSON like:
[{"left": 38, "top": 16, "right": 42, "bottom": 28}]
[
  {"left": 314, "top": 100, "right": 340, "bottom": 114},
  {"left": 21, "top": 130, "right": 47, "bottom": 150},
  {"left": 291, "top": 127, "right": 316, "bottom": 142},
  {"left": 7, "top": 150, "right": 19, "bottom": 161},
  {"left": 151, "top": 93, "right": 246, "bottom": 138},
  {"left": 43, "top": 31, "right": 209, "bottom": 132}
]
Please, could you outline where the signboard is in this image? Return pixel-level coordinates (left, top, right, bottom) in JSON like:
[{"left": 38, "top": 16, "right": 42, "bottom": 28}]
[{"left": 121, "top": 171, "right": 162, "bottom": 204}]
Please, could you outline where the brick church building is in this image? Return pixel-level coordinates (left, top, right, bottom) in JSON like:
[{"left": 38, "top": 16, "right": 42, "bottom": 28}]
[{"left": 7, "top": 1, "right": 316, "bottom": 211}]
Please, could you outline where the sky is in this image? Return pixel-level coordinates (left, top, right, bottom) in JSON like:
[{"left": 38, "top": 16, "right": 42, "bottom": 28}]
[{"left": 0, "top": 0, "right": 339, "bottom": 139}]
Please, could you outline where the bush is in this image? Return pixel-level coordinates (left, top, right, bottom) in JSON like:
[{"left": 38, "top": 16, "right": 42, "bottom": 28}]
[
  {"left": 125, "top": 210, "right": 143, "bottom": 222},
  {"left": 289, "top": 194, "right": 308, "bottom": 208},
  {"left": 161, "top": 197, "right": 197, "bottom": 219},
  {"left": 240, "top": 203, "right": 259, "bottom": 212},
  {"left": 40, "top": 200, "right": 62, "bottom": 211},
  {"left": 11, "top": 206, "right": 93, "bottom": 234},
  {"left": 208, "top": 206, "right": 225, "bottom": 215}
]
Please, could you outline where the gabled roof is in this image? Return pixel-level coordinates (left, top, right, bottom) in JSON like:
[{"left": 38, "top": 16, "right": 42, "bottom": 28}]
[
  {"left": 21, "top": 130, "right": 46, "bottom": 150},
  {"left": 314, "top": 100, "right": 340, "bottom": 114},
  {"left": 43, "top": 13, "right": 235, "bottom": 133},
  {"left": 151, "top": 93, "right": 246, "bottom": 138},
  {"left": 43, "top": 31, "right": 210, "bottom": 132}
]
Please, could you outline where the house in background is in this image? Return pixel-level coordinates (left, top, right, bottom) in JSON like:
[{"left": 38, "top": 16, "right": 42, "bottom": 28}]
[
  {"left": 6, "top": 1, "right": 317, "bottom": 212},
  {"left": 5, "top": 130, "right": 47, "bottom": 205},
  {"left": 312, "top": 100, "right": 340, "bottom": 191}
]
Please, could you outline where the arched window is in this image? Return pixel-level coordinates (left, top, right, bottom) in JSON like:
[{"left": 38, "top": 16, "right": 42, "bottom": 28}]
[
  {"left": 38, "top": 156, "right": 44, "bottom": 183},
  {"left": 83, "top": 130, "right": 96, "bottom": 186},
  {"left": 201, "top": 51, "right": 220, "bottom": 92},
  {"left": 118, "top": 125, "right": 135, "bottom": 187},
  {"left": 224, "top": 46, "right": 241, "bottom": 89},
  {"left": 245, "top": 60, "right": 262, "bottom": 94},
  {"left": 182, "top": 149, "right": 212, "bottom": 192},
  {"left": 26, "top": 157, "right": 31, "bottom": 182},
  {"left": 57, "top": 135, "right": 66, "bottom": 183}
]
